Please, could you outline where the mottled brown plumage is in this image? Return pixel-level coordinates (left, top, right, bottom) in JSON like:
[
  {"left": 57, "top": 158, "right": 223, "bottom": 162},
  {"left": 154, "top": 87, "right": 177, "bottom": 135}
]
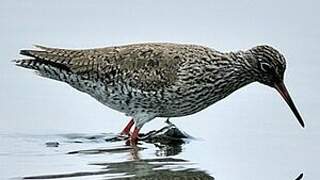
[{"left": 15, "top": 43, "right": 305, "bottom": 144}]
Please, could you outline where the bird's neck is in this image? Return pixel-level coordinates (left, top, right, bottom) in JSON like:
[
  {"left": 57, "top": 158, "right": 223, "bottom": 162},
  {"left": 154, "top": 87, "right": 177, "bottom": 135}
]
[
  {"left": 196, "top": 50, "right": 257, "bottom": 102},
  {"left": 207, "top": 50, "right": 259, "bottom": 94},
  {"left": 227, "top": 50, "right": 261, "bottom": 82}
]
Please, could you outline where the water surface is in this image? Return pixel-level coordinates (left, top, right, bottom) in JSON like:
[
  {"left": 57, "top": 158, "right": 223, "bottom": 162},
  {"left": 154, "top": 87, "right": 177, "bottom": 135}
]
[
  {"left": 1, "top": 130, "right": 215, "bottom": 179},
  {"left": 0, "top": 123, "right": 310, "bottom": 180}
]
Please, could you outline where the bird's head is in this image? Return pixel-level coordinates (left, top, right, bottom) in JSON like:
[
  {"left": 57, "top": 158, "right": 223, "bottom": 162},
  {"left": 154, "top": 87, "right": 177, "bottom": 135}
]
[
  {"left": 249, "top": 45, "right": 305, "bottom": 128},
  {"left": 250, "top": 45, "right": 286, "bottom": 86}
]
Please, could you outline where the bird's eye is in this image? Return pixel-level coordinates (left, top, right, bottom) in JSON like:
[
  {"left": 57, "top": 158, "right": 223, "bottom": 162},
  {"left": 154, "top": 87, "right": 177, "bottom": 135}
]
[{"left": 260, "top": 63, "right": 272, "bottom": 72}]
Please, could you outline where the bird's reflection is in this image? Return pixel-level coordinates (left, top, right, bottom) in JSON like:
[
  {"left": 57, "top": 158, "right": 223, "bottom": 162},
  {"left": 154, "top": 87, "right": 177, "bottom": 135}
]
[
  {"left": 24, "top": 148, "right": 214, "bottom": 180},
  {"left": 21, "top": 122, "right": 302, "bottom": 180},
  {"left": 23, "top": 121, "right": 214, "bottom": 179},
  {"left": 23, "top": 157, "right": 214, "bottom": 180},
  {"left": 90, "top": 158, "right": 214, "bottom": 180}
]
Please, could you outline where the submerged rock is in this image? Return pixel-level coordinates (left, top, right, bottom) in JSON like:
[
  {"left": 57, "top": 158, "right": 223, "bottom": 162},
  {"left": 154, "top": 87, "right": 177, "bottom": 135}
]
[
  {"left": 141, "top": 119, "right": 189, "bottom": 144},
  {"left": 105, "top": 119, "right": 190, "bottom": 146}
]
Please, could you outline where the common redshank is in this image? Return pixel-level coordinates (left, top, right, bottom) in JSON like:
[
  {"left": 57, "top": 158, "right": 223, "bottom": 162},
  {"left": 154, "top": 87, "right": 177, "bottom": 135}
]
[{"left": 15, "top": 43, "right": 305, "bottom": 144}]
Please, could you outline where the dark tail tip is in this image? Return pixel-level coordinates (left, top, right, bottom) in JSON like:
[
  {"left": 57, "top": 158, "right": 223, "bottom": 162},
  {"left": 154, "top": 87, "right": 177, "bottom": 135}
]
[
  {"left": 20, "top": 49, "right": 33, "bottom": 57},
  {"left": 295, "top": 173, "right": 303, "bottom": 180},
  {"left": 14, "top": 59, "right": 34, "bottom": 68}
]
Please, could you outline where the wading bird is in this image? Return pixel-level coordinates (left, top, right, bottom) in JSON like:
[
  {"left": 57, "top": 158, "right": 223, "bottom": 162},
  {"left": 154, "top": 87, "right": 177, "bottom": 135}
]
[{"left": 15, "top": 43, "right": 304, "bottom": 144}]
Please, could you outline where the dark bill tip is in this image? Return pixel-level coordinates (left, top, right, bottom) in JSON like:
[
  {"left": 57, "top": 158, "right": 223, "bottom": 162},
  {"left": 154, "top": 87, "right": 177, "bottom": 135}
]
[
  {"left": 295, "top": 173, "right": 303, "bottom": 180},
  {"left": 274, "top": 81, "right": 305, "bottom": 128}
]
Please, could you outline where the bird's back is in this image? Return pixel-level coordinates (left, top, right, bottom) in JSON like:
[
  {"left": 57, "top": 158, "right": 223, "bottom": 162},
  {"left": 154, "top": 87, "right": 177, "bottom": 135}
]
[
  {"left": 17, "top": 43, "right": 204, "bottom": 85},
  {"left": 15, "top": 43, "right": 243, "bottom": 117}
]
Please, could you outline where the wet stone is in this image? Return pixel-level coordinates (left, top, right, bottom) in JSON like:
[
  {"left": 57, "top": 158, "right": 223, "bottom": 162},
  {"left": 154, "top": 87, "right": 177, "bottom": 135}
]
[
  {"left": 141, "top": 123, "right": 188, "bottom": 145},
  {"left": 105, "top": 119, "right": 190, "bottom": 146}
]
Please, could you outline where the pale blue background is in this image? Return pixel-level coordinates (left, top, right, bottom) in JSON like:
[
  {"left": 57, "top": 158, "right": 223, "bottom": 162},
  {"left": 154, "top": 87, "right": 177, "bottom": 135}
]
[{"left": 0, "top": 0, "right": 319, "bottom": 179}]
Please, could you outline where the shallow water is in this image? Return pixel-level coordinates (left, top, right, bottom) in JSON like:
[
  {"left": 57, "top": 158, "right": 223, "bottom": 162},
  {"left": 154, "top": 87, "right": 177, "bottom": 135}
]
[
  {"left": 0, "top": 123, "right": 309, "bottom": 180},
  {"left": 0, "top": 130, "right": 214, "bottom": 180}
]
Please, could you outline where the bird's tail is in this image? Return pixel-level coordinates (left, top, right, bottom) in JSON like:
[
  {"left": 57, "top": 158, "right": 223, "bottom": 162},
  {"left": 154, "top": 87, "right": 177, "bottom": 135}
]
[{"left": 14, "top": 49, "right": 72, "bottom": 83}]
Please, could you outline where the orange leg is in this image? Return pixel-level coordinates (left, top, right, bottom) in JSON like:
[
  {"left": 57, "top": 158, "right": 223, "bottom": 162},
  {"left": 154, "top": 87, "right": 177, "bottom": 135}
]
[
  {"left": 121, "top": 118, "right": 134, "bottom": 135},
  {"left": 128, "top": 127, "right": 140, "bottom": 145}
]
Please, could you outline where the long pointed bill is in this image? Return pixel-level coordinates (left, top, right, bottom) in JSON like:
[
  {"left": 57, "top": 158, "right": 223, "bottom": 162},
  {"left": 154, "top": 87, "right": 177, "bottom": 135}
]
[{"left": 274, "top": 81, "right": 305, "bottom": 128}]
